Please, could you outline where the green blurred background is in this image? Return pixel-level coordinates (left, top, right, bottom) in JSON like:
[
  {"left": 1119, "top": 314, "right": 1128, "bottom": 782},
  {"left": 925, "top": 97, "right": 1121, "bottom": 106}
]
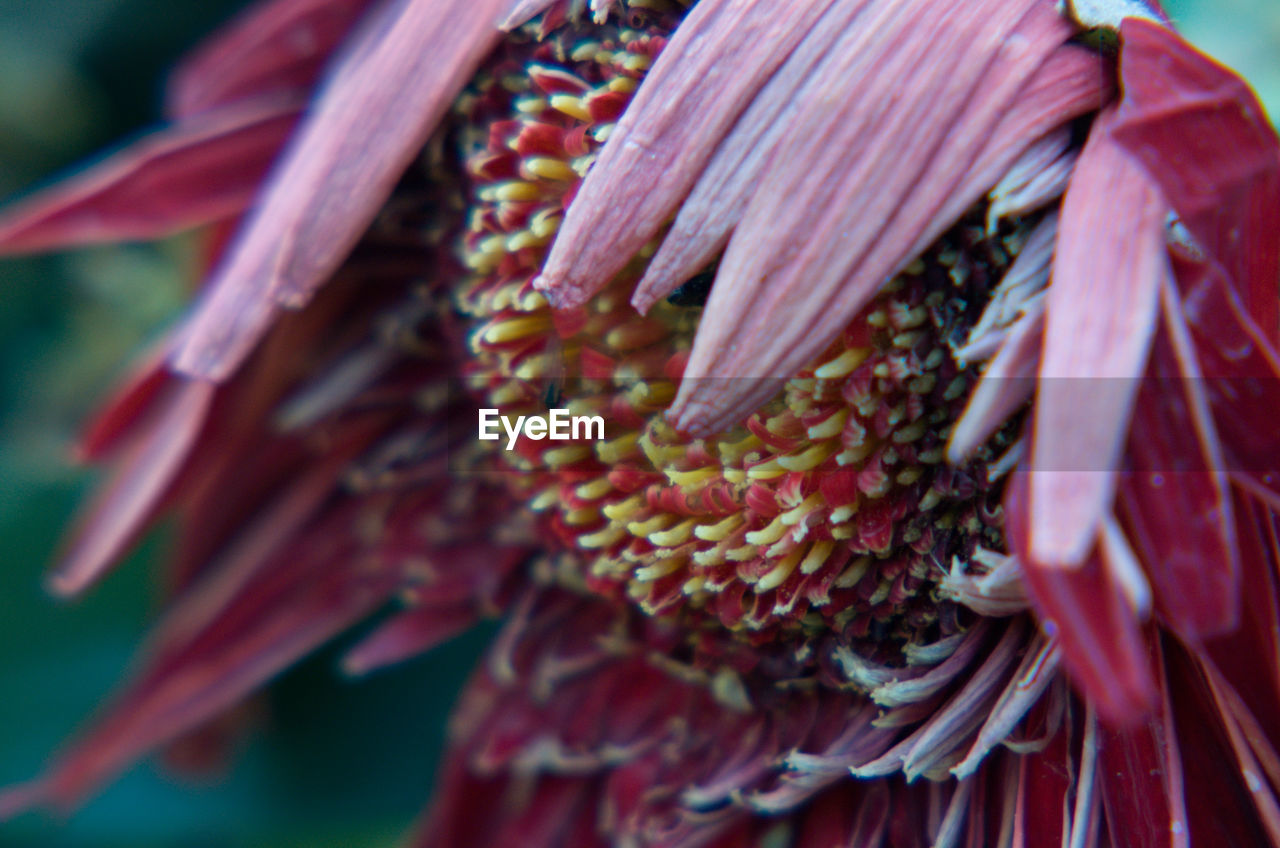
[{"left": 0, "top": 1, "right": 1275, "bottom": 846}]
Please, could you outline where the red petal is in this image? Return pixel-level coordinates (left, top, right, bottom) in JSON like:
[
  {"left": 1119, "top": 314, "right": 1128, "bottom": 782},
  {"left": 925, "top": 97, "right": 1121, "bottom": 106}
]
[
  {"left": 1112, "top": 18, "right": 1280, "bottom": 341},
  {"left": 1176, "top": 256, "right": 1280, "bottom": 503},
  {"left": 1117, "top": 275, "right": 1239, "bottom": 641},
  {"left": 1007, "top": 471, "right": 1157, "bottom": 723},
  {"left": 0, "top": 100, "right": 300, "bottom": 254},
  {"left": 166, "top": 0, "right": 376, "bottom": 118},
  {"left": 173, "top": 0, "right": 506, "bottom": 382},
  {"left": 52, "top": 380, "right": 215, "bottom": 596},
  {"left": 534, "top": 0, "right": 840, "bottom": 309},
  {"left": 1030, "top": 107, "right": 1166, "bottom": 568},
  {"left": 1097, "top": 636, "right": 1189, "bottom": 848}
]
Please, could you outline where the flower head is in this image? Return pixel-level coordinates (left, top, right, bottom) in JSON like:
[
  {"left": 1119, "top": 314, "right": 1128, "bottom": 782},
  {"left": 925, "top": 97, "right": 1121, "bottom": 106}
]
[{"left": 2, "top": 0, "right": 1280, "bottom": 845}]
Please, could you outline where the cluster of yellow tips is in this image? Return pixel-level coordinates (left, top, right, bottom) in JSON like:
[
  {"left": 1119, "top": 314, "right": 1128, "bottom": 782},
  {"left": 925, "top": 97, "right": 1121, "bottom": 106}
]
[{"left": 454, "top": 14, "right": 1027, "bottom": 655}]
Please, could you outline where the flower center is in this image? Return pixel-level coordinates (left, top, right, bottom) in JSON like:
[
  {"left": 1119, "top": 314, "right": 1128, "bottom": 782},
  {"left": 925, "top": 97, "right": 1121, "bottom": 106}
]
[{"left": 451, "top": 13, "right": 1029, "bottom": 665}]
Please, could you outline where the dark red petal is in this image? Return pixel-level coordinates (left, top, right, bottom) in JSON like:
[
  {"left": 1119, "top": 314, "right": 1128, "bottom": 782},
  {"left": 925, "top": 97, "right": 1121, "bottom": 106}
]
[
  {"left": 1007, "top": 471, "right": 1158, "bottom": 723},
  {"left": 0, "top": 100, "right": 300, "bottom": 254},
  {"left": 1113, "top": 18, "right": 1280, "bottom": 341},
  {"left": 166, "top": 0, "right": 377, "bottom": 118},
  {"left": 1175, "top": 256, "right": 1280, "bottom": 504},
  {"left": 1097, "top": 636, "right": 1190, "bottom": 848},
  {"left": 1117, "top": 275, "right": 1239, "bottom": 641}
]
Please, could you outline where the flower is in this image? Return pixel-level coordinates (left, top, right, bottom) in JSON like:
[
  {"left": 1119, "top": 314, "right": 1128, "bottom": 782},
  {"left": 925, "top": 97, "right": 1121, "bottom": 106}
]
[{"left": 2, "top": 0, "right": 1279, "bottom": 845}]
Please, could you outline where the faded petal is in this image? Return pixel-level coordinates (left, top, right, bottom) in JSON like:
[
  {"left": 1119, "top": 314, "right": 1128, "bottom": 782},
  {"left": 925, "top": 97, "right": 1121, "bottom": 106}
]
[{"left": 1029, "top": 107, "right": 1166, "bottom": 568}]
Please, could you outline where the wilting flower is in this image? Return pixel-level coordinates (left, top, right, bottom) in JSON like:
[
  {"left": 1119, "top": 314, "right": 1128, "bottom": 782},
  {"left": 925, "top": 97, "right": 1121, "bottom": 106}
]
[{"left": 2, "top": 0, "right": 1279, "bottom": 844}]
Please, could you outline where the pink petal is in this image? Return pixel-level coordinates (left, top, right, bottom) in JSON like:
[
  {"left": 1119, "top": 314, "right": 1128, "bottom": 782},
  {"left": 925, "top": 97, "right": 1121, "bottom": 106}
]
[
  {"left": 1007, "top": 471, "right": 1158, "bottom": 724},
  {"left": 629, "top": 0, "right": 875, "bottom": 315},
  {"left": 1029, "top": 107, "right": 1167, "bottom": 568},
  {"left": 532, "top": 0, "right": 840, "bottom": 309},
  {"left": 166, "top": 0, "right": 377, "bottom": 118},
  {"left": 947, "top": 308, "right": 1043, "bottom": 465},
  {"left": 51, "top": 380, "right": 215, "bottom": 597},
  {"left": 0, "top": 100, "right": 300, "bottom": 254},
  {"left": 173, "top": 0, "right": 507, "bottom": 382},
  {"left": 1116, "top": 274, "right": 1239, "bottom": 641},
  {"left": 499, "top": 0, "right": 557, "bottom": 30},
  {"left": 342, "top": 604, "right": 478, "bottom": 675},
  {"left": 1112, "top": 18, "right": 1280, "bottom": 341},
  {"left": 668, "top": 0, "right": 1071, "bottom": 436}
]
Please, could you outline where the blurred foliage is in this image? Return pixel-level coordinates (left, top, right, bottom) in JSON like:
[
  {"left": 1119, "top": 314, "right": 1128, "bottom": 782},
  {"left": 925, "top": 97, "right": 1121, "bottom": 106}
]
[{"left": 0, "top": 1, "right": 1275, "bottom": 846}]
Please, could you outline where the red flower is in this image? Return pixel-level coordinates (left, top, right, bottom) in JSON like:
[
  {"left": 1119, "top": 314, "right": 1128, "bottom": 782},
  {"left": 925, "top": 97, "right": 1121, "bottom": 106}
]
[{"left": 2, "top": 1, "right": 1279, "bottom": 845}]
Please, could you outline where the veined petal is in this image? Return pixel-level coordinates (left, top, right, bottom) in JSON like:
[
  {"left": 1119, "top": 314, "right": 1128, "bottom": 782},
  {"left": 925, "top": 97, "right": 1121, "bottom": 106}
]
[
  {"left": 166, "top": 0, "right": 377, "bottom": 118},
  {"left": 173, "top": 0, "right": 507, "bottom": 382},
  {"left": 630, "top": 0, "right": 875, "bottom": 315},
  {"left": 499, "top": 0, "right": 557, "bottom": 30},
  {"left": 1117, "top": 274, "right": 1239, "bottom": 641},
  {"left": 0, "top": 99, "right": 300, "bottom": 254},
  {"left": 1112, "top": 18, "right": 1280, "bottom": 341},
  {"left": 1029, "top": 107, "right": 1166, "bottom": 568},
  {"left": 1176, "top": 257, "right": 1280, "bottom": 506},
  {"left": 533, "top": 0, "right": 839, "bottom": 309},
  {"left": 668, "top": 0, "right": 1070, "bottom": 436}
]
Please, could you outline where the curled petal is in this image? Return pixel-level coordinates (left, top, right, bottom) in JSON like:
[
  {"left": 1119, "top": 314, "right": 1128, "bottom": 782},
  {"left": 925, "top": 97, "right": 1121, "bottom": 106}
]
[
  {"left": 166, "top": 0, "right": 377, "bottom": 118},
  {"left": 1030, "top": 107, "right": 1166, "bottom": 568},
  {"left": 174, "top": 0, "right": 507, "bottom": 381},
  {"left": 0, "top": 100, "right": 300, "bottom": 254},
  {"left": 534, "top": 0, "right": 839, "bottom": 308},
  {"left": 668, "top": 0, "right": 1073, "bottom": 435}
]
